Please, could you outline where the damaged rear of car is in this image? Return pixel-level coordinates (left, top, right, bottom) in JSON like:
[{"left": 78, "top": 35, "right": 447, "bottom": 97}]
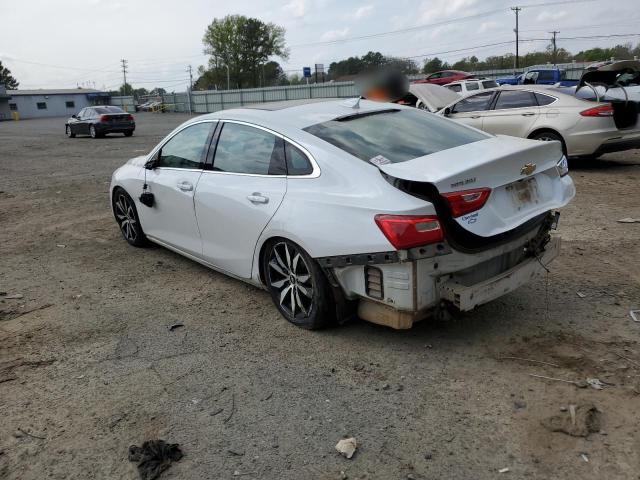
[{"left": 299, "top": 106, "right": 575, "bottom": 329}]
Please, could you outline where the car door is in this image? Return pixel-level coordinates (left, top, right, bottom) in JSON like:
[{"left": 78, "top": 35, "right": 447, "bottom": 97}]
[
  {"left": 69, "top": 108, "right": 85, "bottom": 134},
  {"left": 480, "top": 90, "right": 540, "bottom": 137},
  {"left": 446, "top": 91, "right": 495, "bottom": 130},
  {"left": 139, "top": 121, "right": 216, "bottom": 256},
  {"left": 75, "top": 108, "right": 89, "bottom": 134},
  {"left": 194, "top": 121, "right": 288, "bottom": 278}
]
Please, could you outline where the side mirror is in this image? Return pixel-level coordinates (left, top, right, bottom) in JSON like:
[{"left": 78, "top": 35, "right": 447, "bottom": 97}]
[
  {"left": 444, "top": 107, "right": 451, "bottom": 116},
  {"left": 145, "top": 152, "right": 159, "bottom": 169},
  {"left": 72, "top": 114, "right": 78, "bottom": 119}
]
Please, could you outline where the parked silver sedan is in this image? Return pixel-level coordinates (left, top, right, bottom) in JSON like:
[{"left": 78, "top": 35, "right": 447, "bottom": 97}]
[{"left": 429, "top": 85, "right": 640, "bottom": 158}]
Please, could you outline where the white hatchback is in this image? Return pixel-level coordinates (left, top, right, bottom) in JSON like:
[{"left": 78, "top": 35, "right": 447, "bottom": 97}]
[{"left": 111, "top": 99, "right": 575, "bottom": 329}]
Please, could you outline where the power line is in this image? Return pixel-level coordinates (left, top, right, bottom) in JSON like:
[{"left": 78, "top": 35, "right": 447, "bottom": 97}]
[{"left": 288, "top": 0, "right": 598, "bottom": 48}]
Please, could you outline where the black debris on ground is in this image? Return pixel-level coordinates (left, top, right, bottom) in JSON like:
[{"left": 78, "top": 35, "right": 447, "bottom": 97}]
[{"left": 128, "top": 440, "right": 183, "bottom": 480}]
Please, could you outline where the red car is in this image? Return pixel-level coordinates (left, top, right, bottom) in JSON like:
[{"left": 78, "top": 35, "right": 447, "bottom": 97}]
[{"left": 413, "top": 70, "right": 473, "bottom": 86}]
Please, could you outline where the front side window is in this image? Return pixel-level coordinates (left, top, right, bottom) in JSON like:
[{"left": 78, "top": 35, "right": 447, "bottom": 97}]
[
  {"left": 213, "top": 122, "right": 285, "bottom": 175},
  {"left": 427, "top": 72, "right": 442, "bottom": 79},
  {"left": 304, "top": 108, "right": 487, "bottom": 164},
  {"left": 447, "top": 84, "right": 462, "bottom": 93},
  {"left": 158, "top": 122, "right": 213, "bottom": 169},
  {"left": 482, "top": 80, "right": 499, "bottom": 88},
  {"left": 494, "top": 91, "right": 536, "bottom": 110},
  {"left": 65, "top": 101, "right": 75, "bottom": 108},
  {"left": 466, "top": 82, "right": 479, "bottom": 91},
  {"left": 37, "top": 102, "right": 47, "bottom": 110},
  {"left": 451, "top": 92, "right": 494, "bottom": 113}
]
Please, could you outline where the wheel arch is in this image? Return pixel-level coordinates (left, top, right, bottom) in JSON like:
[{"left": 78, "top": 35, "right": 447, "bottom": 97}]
[{"left": 527, "top": 128, "right": 567, "bottom": 155}]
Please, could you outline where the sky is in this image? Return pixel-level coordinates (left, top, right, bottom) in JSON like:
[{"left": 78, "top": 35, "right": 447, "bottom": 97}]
[{"left": 1, "top": 0, "right": 639, "bottom": 91}]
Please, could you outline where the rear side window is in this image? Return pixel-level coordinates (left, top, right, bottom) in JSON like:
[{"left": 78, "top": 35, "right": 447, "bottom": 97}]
[
  {"left": 451, "top": 92, "right": 494, "bottom": 113},
  {"left": 285, "top": 142, "right": 313, "bottom": 175},
  {"left": 213, "top": 122, "right": 285, "bottom": 175},
  {"left": 304, "top": 108, "right": 487, "bottom": 164},
  {"left": 537, "top": 70, "right": 555, "bottom": 81},
  {"left": 466, "top": 82, "right": 479, "bottom": 91},
  {"left": 494, "top": 91, "right": 536, "bottom": 109},
  {"left": 482, "top": 80, "right": 498, "bottom": 88},
  {"left": 534, "top": 92, "right": 556, "bottom": 106}
]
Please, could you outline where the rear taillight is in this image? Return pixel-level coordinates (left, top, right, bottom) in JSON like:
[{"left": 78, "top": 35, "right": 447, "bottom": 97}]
[
  {"left": 441, "top": 187, "right": 491, "bottom": 217},
  {"left": 580, "top": 104, "right": 614, "bottom": 117},
  {"left": 127, "top": 114, "right": 134, "bottom": 121},
  {"left": 99, "top": 115, "right": 110, "bottom": 122},
  {"left": 374, "top": 215, "right": 443, "bottom": 250}
]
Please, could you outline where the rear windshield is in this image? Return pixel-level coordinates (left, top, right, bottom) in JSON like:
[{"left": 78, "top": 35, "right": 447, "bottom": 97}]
[
  {"left": 303, "top": 108, "right": 487, "bottom": 164},
  {"left": 94, "top": 106, "right": 124, "bottom": 114}
]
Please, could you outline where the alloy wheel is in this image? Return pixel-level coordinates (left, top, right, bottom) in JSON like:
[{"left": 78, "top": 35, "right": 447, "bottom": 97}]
[
  {"left": 114, "top": 193, "right": 138, "bottom": 243},
  {"left": 90, "top": 125, "right": 96, "bottom": 138},
  {"left": 267, "top": 241, "right": 314, "bottom": 318}
]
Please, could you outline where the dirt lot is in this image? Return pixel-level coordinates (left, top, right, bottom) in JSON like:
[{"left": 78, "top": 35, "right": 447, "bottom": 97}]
[{"left": 1, "top": 113, "right": 639, "bottom": 479}]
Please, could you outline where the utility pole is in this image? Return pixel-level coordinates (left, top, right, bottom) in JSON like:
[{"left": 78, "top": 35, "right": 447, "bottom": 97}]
[
  {"left": 550, "top": 30, "right": 560, "bottom": 65},
  {"left": 121, "top": 59, "right": 128, "bottom": 96},
  {"left": 186, "top": 65, "right": 193, "bottom": 114},
  {"left": 511, "top": 7, "right": 521, "bottom": 74}
]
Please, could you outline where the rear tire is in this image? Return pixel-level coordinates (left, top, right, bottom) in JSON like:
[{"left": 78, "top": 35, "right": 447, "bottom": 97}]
[
  {"left": 529, "top": 130, "right": 566, "bottom": 156},
  {"left": 262, "top": 238, "right": 336, "bottom": 329},
  {"left": 112, "top": 188, "right": 148, "bottom": 247},
  {"left": 124, "top": 131, "right": 133, "bottom": 137}
]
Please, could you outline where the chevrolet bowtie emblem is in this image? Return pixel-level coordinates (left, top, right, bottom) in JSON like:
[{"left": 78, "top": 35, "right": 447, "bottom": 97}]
[{"left": 520, "top": 163, "right": 536, "bottom": 175}]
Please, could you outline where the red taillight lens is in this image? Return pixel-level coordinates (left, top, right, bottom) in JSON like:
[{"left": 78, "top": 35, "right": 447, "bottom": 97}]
[
  {"left": 100, "top": 115, "right": 110, "bottom": 122},
  {"left": 127, "top": 114, "right": 134, "bottom": 121},
  {"left": 374, "top": 215, "right": 443, "bottom": 250},
  {"left": 442, "top": 187, "right": 491, "bottom": 218},
  {"left": 580, "top": 104, "right": 614, "bottom": 117}
]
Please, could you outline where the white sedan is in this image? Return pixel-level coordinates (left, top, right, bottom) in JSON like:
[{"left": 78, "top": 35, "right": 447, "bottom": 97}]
[
  {"left": 431, "top": 85, "right": 640, "bottom": 158},
  {"left": 111, "top": 99, "right": 575, "bottom": 330}
]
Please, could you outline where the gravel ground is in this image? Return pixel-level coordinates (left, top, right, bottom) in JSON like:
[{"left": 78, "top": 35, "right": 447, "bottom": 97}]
[{"left": 1, "top": 113, "right": 639, "bottom": 480}]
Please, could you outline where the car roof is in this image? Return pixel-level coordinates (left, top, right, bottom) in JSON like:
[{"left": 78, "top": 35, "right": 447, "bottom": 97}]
[{"left": 198, "top": 98, "right": 408, "bottom": 130}]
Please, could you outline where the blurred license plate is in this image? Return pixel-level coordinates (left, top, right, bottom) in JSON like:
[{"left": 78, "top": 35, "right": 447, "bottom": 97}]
[{"left": 507, "top": 177, "right": 539, "bottom": 208}]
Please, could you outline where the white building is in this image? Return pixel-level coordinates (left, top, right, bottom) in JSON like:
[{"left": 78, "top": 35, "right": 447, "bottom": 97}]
[{"left": 6, "top": 88, "right": 110, "bottom": 119}]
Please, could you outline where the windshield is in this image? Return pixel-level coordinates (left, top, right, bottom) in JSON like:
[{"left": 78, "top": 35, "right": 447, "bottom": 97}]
[{"left": 304, "top": 108, "right": 487, "bottom": 164}]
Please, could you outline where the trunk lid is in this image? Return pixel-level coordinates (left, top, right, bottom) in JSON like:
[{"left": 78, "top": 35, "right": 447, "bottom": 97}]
[
  {"left": 378, "top": 135, "right": 575, "bottom": 238},
  {"left": 102, "top": 113, "right": 132, "bottom": 122},
  {"left": 408, "top": 84, "right": 460, "bottom": 112}
]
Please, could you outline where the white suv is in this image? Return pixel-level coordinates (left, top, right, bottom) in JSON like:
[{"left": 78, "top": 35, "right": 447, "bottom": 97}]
[{"left": 445, "top": 79, "right": 499, "bottom": 95}]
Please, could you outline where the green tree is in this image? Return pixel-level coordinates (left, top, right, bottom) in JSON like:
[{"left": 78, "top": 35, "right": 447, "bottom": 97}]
[
  {"left": 422, "top": 57, "right": 449, "bottom": 74},
  {"left": 0, "top": 61, "right": 19, "bottom": 89},
  {"left": 202, "top": 14, "right": 288, "bottom": 89}
]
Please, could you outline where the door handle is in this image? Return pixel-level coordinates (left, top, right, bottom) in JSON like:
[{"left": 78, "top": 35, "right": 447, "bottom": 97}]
[
  {"left": 247, "top": 193, "right": 269, "bottom": 204},
  {"left": 177, "top": 181, "right": 193, "bottom": 191},
  {"left": 521, "top": 112, "right": 536, "bottom": 116},
  {"left": 470, "top": 115, "right": 481, "bottom": 119}
]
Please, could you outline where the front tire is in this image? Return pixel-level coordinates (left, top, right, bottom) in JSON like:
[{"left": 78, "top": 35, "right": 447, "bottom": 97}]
[
  {"left": 263, "top": 239, "right": 336, "bottom": 329},
  {"left": 66, "top": 125, "right": 76, "bottom": 138},
  {"left": 112, "top": 188, "right": 148, "bottom": 247}
]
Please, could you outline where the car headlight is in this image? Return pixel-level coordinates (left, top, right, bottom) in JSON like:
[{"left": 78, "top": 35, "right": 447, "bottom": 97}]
[{"left": 556, "top": 155, "right": 569, "bottom": 177}]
